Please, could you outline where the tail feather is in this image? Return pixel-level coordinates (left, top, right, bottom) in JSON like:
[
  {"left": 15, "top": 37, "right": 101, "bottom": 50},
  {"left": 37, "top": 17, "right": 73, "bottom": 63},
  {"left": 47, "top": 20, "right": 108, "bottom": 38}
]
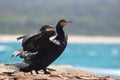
[
  {"left": 3, "top": 62, "right": 29, "bottom": 75},
  {"left": 5, "top": 62, "right": 29, "bottom": 69},
  {"left": 11, "top": 48, "right": 23, "bottom": 57}
]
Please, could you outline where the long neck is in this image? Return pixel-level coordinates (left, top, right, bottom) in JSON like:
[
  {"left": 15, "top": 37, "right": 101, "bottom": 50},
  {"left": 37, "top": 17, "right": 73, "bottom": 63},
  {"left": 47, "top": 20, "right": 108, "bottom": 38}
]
[{"left": 55, "top": 23, "right": 65, "bottom": 41}]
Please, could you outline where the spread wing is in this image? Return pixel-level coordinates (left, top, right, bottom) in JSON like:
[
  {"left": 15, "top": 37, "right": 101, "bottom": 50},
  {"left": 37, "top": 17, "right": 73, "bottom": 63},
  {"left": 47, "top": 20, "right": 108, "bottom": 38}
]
[
  {"left": 22, "top": 30, "right": 56, "bottom": 52},
  {"left": 12, "top": 30, "right": 56, "bottom": 58}
]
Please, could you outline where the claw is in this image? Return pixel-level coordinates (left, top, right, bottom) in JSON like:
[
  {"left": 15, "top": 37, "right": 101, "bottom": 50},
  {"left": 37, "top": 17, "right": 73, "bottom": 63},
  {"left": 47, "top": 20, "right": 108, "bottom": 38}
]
[{"left": 43, "top": 68, "right": 51, "bottom": 74}]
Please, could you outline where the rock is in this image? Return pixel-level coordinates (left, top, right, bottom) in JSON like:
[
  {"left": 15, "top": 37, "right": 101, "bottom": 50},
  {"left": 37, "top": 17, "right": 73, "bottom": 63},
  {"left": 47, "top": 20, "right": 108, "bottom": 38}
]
[{"left": 0, "top": 64, "right": 119, "bottom": 80}]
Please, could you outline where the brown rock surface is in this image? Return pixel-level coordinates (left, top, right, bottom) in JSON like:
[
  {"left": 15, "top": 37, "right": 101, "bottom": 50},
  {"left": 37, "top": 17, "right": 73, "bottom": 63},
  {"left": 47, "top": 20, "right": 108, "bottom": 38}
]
[{"left": 0, "top": 64, "right": 119, "bottom": 80}]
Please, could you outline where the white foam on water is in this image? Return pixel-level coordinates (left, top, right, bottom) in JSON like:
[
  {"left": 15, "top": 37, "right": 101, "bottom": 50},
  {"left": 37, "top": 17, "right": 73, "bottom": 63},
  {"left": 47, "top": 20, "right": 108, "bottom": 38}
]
[
  {"left": 0, "top": 45, "right": 12, "bottom": 52},
  {"left": 0, "top": 45, "right": 8, "bottom": 51}
]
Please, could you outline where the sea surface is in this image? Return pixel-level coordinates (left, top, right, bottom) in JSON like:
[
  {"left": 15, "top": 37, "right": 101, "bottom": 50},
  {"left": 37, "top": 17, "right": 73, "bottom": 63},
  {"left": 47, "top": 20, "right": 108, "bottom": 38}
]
[{"left": 0, "top": 42, "right": 120, "bottom": 77}]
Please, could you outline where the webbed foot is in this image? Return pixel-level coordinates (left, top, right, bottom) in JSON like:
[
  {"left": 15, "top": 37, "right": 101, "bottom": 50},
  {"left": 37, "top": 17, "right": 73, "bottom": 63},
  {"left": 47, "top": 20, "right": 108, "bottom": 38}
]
[
  {"left": 44, "top": 71, "right": 51, "bottom": 74},
  {"left": 43, "top": 68, "right": 51, "bottom": 74}
]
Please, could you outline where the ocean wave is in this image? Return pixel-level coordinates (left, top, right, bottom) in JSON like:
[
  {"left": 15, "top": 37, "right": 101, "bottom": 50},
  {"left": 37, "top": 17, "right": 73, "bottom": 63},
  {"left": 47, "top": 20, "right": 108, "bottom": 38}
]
[
  {"left": 75, "top": 66, "right": 120, "bottom": 78},
  {"left": 0, "top": 45, "right": 7, "bottom": 51},
  {"left": 0, "top": 45, "right": 12, "bottom": 52}
]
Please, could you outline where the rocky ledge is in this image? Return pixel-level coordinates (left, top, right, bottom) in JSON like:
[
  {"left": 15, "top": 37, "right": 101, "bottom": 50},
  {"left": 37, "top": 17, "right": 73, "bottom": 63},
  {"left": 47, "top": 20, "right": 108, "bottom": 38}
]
[{"left": 0, "top": 64, "right": 119, "bottom": 80}]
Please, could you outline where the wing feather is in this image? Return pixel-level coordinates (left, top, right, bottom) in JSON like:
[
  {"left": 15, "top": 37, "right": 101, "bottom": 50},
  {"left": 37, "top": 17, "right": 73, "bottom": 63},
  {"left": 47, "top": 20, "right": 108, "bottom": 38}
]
[{"left": 22, "top": 31, "right": 55, "bottom": 52}]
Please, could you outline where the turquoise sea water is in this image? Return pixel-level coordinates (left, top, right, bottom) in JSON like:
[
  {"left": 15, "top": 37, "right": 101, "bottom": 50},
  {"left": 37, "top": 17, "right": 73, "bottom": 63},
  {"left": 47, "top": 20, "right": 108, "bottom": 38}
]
[{"left": 0, "top": 42, "right": 120, "bottom": 77}]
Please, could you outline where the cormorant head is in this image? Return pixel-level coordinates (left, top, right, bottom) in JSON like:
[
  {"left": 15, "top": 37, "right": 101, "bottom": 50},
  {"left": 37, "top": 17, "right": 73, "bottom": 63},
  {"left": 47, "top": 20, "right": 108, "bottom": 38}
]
[
  {"left": 58, "top": 19, "right": 71, "bottom": 27},
  {"left": 40, "top": 25, "right": 54, "bottom": 32}
]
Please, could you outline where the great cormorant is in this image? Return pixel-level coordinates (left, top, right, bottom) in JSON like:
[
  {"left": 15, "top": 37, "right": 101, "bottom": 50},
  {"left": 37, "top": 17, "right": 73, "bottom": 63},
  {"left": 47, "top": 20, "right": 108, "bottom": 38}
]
[{"left": 6, "top": 19, "right": 70, "bottom": 74}]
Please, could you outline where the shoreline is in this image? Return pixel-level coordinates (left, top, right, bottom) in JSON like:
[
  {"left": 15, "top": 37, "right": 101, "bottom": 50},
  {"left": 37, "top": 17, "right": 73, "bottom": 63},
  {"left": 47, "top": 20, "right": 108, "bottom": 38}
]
[{"left": 0, "top": 35, "right": 120, "bottom": 43}]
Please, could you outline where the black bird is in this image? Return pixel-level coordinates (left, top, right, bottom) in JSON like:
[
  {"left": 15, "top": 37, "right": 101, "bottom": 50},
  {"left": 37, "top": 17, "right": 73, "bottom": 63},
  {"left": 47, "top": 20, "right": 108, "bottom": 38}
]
[
  {"left": 33, "top": 19, "right": 70, "bottom": 73},
  {"left": 6, "top": 19, "right": 70, "bottom": 74}
]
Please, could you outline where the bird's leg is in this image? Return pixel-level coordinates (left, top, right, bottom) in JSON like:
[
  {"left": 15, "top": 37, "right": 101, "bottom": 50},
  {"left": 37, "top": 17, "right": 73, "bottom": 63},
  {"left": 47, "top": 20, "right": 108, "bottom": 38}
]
[
  {"left": 30, "top": 70, "right": 38, "bottom": 75},
  {"left": 43, "top": 68, "right": 51, "bottom": 74},
  {"left": 35, "top": 70, "right": 39, "bottom": 74},
  {"left": 30, "top": 71, "right": 33, "bottom": 75}
]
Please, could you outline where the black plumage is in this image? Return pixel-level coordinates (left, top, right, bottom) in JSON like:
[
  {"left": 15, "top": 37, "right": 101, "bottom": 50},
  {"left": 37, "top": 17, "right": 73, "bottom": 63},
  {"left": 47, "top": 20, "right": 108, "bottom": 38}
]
[
  {"left": 11, "top": 25, "right": 54, "bottom": 57},
  {"left": 7, "top": 19, "right": 70, "bottom": 74}
]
